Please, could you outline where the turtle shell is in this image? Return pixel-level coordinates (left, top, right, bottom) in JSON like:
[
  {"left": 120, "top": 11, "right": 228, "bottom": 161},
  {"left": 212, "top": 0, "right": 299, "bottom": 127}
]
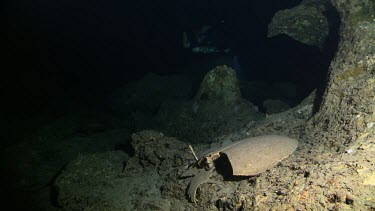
[{"left": 199, "top": 135, "right": 298, "bottom": 176}]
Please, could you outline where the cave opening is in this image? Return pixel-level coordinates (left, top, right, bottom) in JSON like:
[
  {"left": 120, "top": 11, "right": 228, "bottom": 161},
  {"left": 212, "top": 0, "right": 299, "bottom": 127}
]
[{"left": 175, "top": 0, "right": 341, "bottom": 113}]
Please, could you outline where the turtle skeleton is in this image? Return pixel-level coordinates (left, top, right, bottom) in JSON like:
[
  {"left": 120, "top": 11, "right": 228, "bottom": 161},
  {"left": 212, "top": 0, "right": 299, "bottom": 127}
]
[{"left": 182, "top": 135, "right": 298, "bottom": 203}]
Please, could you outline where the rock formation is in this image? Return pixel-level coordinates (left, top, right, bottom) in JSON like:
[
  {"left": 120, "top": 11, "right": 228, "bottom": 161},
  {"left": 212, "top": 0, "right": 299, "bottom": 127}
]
[{"left": 303, "top": 0, "right": 375, "bottom": 150}]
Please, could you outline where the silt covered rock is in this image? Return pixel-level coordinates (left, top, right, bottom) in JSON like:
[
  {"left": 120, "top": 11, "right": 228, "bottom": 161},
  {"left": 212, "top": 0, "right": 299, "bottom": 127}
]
[
  {"left": 268, "top": 0, "right": 330, "bottom": 48},
  {"left": 194, "top": 65, "right": 241, "bottom": 104}
]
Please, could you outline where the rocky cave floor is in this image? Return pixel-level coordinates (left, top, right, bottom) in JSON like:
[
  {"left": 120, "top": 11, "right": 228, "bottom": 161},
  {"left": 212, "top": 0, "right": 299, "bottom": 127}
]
[{"left": 1, "top": 74, "right": 375, "bottom": 211}]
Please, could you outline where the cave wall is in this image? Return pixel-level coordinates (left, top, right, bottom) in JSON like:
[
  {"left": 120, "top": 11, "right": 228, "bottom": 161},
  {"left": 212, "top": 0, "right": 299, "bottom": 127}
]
[{"left": 303, "top": 0, "right": 375, "bottom": 150}]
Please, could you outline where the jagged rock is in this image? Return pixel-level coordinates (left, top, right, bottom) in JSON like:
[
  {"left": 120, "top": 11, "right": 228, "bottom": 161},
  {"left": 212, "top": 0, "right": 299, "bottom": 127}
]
[
  {"left": 331, "top": 0, "right": 375, "bottom": 27},
  {"left": 129, "top": 130, "right": 194, "bottom": 172},
  {"left": 54, "top": 130, "right": 194, "bottom": 210},
  {"left": 268, "top": 0, "right": 330, "bottom": 48},
  {"left": 303, "top": 0, "right": 375, "bottom": 151}
]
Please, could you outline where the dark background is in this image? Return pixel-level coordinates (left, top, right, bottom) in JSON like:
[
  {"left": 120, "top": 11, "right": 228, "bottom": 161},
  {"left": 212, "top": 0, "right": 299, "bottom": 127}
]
[{"left": 1, "top": 0, "right": 339, "bottom": 137}]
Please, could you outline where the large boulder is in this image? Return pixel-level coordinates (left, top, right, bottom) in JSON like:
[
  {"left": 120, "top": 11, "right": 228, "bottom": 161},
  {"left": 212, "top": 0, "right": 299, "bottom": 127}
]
[
  {"left": 268, "top": 0, "right": 330, "bottom": 48},
  {"left": 194, "top": 65, "right": 241, "bottom": 105}
]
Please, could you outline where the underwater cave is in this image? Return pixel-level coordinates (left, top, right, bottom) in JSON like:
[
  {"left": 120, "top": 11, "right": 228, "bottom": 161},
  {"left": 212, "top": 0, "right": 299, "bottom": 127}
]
[{"left": 1, "top": 0, "right": 374, "bottom": 210}]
